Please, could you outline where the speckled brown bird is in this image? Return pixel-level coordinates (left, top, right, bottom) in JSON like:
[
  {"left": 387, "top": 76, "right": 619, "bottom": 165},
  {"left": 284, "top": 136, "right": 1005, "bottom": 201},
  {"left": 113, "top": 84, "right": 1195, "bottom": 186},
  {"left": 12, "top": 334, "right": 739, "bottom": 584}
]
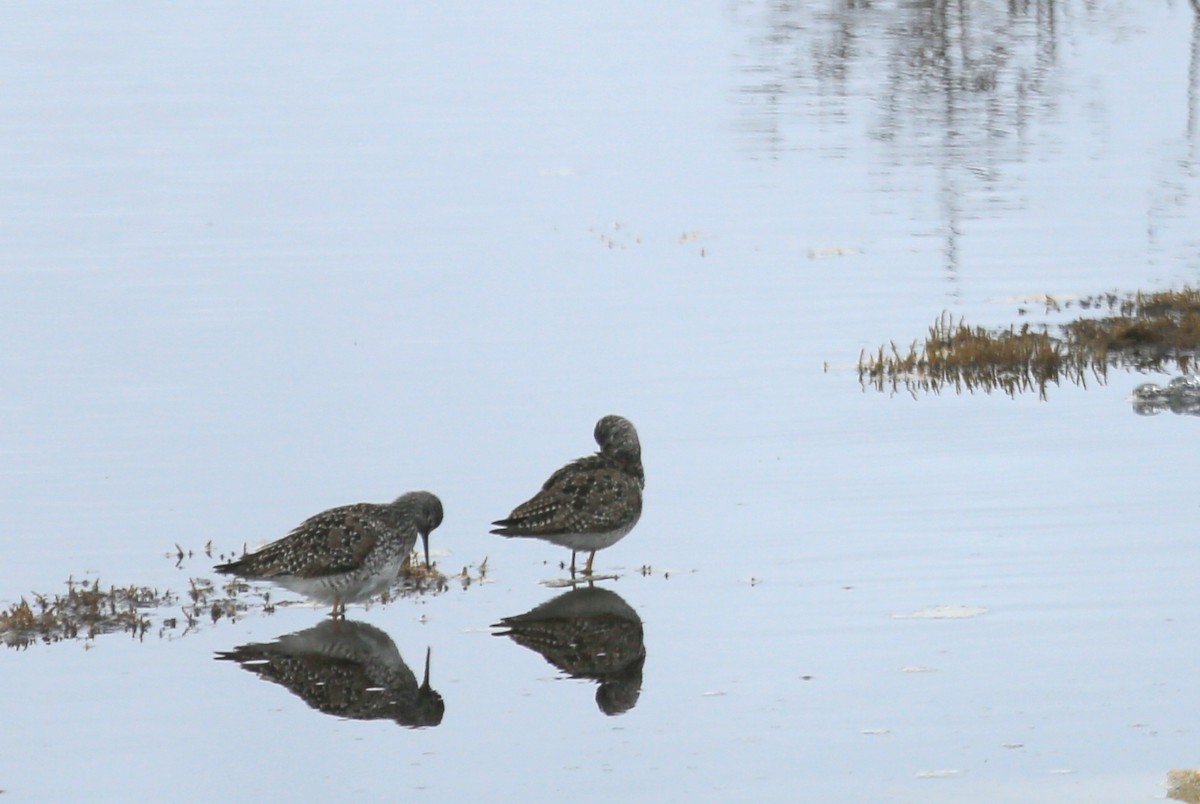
[
  {"left": 491, "top": 415, "right": 643, "bottom": 576},
  {"left": 215, "top": 491, "right": 443, "bottom": 618}
]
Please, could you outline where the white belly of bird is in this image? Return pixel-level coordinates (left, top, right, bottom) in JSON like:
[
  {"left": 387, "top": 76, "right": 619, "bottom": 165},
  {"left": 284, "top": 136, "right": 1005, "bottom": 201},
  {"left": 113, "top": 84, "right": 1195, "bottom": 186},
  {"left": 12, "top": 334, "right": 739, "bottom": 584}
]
[
  {"left": 271, "top": 557, "right": 406, "bottom": 607},
  {"left": 541, "top": 517, "right": 639, "bottom": 552}
]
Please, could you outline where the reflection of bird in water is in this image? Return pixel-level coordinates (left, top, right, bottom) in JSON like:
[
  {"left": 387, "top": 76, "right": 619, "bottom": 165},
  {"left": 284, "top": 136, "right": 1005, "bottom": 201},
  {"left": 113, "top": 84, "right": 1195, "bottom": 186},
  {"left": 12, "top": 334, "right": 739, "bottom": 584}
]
[
  {"left": 214, "top": 491, "right": 444, "bottom": 618},
  {"left": 492, "top": 416, "right": 644, "bottom": 576},
  {"left": 494, "top": 585, "right": 645, "bottom": 716},
  {"left": 215, "top": 619, "right": 444, "bottom": 728}
]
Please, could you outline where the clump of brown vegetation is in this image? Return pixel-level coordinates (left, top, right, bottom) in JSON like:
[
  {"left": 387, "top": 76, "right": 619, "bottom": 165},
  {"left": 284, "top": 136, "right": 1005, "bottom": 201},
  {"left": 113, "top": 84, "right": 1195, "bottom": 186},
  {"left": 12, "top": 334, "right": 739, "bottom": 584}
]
[
  {"left": 1168, "top": 769, "right": 1200, "bottom": 804},
  {"left": 0, "top": 545, "right": 476, "bottom": 650},
  {"left": 1061, "top": 288, "right": 1200, "bottom": 368},
  {"left": 0, "top": 578, "right": 170, "bottom": 649},
  {"left": 858, "top": 288, "right": 1200, "bottom": 398}
]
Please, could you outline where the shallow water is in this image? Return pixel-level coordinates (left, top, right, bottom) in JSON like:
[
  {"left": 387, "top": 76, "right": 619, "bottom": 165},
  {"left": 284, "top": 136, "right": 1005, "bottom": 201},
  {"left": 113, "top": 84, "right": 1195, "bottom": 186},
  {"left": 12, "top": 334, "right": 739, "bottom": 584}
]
[{"left": 3, "top": 2, "right": 1200, "bottom": 801}]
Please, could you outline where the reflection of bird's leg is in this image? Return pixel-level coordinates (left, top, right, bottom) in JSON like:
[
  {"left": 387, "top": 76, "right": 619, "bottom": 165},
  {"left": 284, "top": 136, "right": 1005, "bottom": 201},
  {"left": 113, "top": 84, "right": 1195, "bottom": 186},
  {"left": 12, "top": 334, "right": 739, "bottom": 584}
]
[
  {"left": 583, "top": 550, "right": 596, "bottom": 575},
  {"left": 331, "top": 596, "right": 344, "bottom": 619},
  {"left": 569, "top": 551, "right": 578, "bottom": 576}
]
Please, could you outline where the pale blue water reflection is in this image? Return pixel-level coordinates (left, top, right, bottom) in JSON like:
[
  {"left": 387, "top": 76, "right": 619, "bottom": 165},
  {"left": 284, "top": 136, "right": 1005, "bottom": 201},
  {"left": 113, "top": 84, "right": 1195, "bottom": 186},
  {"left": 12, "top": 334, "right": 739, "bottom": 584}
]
[{"left": 2, "top": 2, "right": 1200, "bottom": 802}]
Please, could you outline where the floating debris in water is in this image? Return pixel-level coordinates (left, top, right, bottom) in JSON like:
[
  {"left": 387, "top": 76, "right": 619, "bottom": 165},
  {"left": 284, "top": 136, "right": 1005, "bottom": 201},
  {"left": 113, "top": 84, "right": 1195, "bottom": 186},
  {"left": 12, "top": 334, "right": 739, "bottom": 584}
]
[
  {"left": 636, "top": 565, "right": 687, "bottom": 580},
  {"left": 857, "top": 288, "right": 1200, "bottom": 398},
  {"left": 542, "top": 572, "right": 619, "bottom": 589},
  {"left": 454, "top": 556, "right": 489, "bottom": 590},
  {"left": 0, "top": 577, "right": 170, "bottom": 649},
  {"left": 395, "top": 551, "right": 451, "bottom": 595},
  {"left": 807, "top": 246, "right": 862, "bottom": 260},
  {"left": 893, "top": 605, "right": 988, "bottom": 620}
]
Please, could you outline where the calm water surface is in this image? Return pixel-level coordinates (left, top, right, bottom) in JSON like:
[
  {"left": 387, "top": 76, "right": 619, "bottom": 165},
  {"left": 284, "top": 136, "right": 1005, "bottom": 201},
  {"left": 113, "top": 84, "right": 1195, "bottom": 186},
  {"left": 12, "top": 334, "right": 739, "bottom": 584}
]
[{"left": 3, "top": 2, "right": 1200, "bottom": 802}]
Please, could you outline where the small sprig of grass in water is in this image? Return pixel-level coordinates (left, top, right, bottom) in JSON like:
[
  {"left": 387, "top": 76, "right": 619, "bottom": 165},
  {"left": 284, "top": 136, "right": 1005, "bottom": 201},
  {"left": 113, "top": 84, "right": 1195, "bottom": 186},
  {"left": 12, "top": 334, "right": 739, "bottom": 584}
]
[
  {"left": 857, "top": 288, "right": 1200, "bottom": 398},
  {"left": 394, "top": 550, "right": 489, "bottom": 594},
  {"left": 391, "top": 550, "right": 451, "bottom": 597},
  {"left": 454, "top": 556, "right": 489, "bottom": 590}
]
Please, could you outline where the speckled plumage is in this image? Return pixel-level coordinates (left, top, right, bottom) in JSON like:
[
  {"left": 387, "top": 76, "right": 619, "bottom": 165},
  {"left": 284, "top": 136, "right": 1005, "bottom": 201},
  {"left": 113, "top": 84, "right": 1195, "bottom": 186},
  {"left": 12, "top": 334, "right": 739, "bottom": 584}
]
[
  {"left": 215, "top": 490, "right": 443, "bottom": 617},
  {"left": 491, "top": 416, "right": 643, "bottom": 575},
  {"left": 216, "top": 620, "right": 444, "bottom": 727},
  {"left": 494, "top": 586, "right": 645, "bottom": 716}
]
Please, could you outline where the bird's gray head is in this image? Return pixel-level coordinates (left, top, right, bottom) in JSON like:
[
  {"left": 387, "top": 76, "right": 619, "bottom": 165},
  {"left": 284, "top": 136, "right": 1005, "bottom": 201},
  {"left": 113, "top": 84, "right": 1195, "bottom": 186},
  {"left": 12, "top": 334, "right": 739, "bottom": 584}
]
[
  {"left": 596, "top": 673, "right": 643, "bottom": 716},
  {"left": 594, "top": 415, "right": 640, "bottom": 461},
  {"left": 394, "top": 491, "right": 444, "bottom": 569},
  {"left": 402, "top": 491, "right": 444, "bottom": 534}
]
